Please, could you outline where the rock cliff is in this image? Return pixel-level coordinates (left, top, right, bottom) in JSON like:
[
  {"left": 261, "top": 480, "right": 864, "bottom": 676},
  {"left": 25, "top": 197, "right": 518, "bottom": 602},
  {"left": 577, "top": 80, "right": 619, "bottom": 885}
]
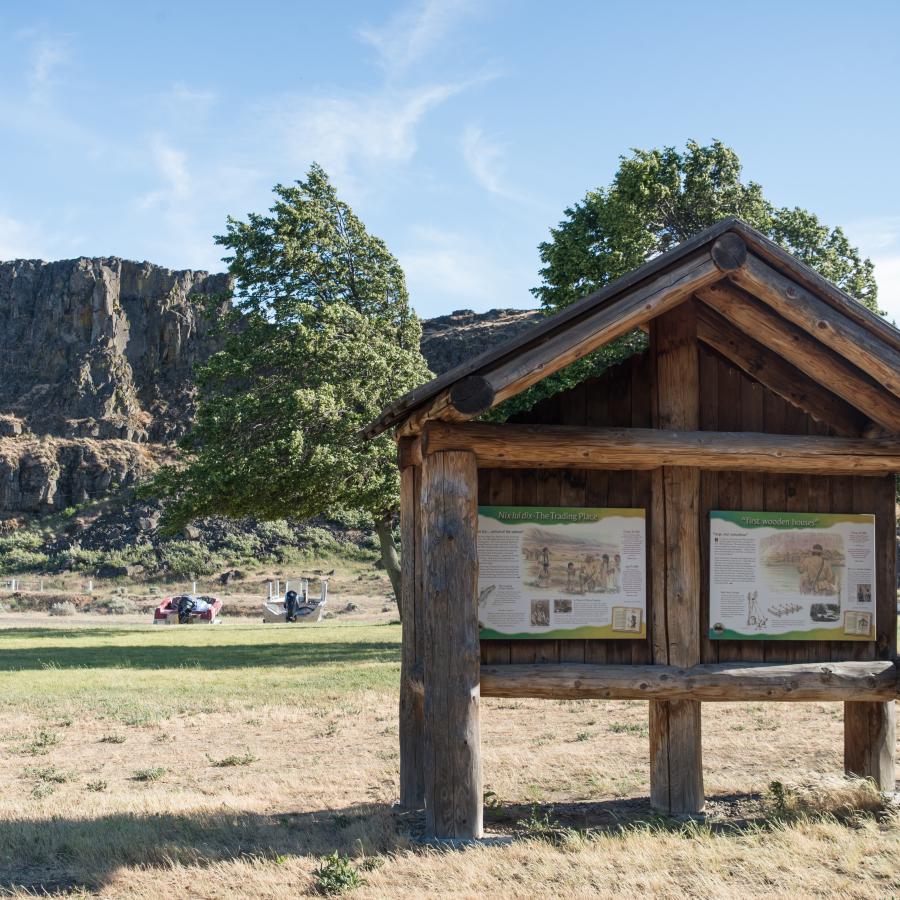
[{"left": 0, "top": 257, "right": 538, "bottom": 515}]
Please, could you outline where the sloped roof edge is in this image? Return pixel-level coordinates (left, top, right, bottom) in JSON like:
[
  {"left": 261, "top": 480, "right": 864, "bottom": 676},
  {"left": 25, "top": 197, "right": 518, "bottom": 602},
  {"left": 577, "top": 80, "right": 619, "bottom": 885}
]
[{"left": 364, "top": 218, "right": 899, "bottom": 439}]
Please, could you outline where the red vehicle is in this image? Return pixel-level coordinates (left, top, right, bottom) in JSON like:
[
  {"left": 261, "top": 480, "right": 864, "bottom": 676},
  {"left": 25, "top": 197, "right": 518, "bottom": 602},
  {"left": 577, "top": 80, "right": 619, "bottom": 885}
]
[{"left": 154, "top": 594, "right": 223, "bottom": 625}]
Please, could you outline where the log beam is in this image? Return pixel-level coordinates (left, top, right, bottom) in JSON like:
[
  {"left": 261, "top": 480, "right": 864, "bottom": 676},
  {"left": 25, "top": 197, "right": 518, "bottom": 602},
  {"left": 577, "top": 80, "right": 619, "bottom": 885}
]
[
  {"left": 479, "top": 661, "right": 899, "bottom": 702},
  {"left": 696, "top": 305, "right": 868, "bottom": 437},
  {"left": 420, "top": 421, "right": 900, "bottom": 475},
  {"left": 421, "top": 450, "right": 482, "bottom": 839},
  {"left": 731, "top": 253, "right": 900, "bottom": 400},
  {"left": 697, "top": 281, "right": 900, "bottom": 433}
]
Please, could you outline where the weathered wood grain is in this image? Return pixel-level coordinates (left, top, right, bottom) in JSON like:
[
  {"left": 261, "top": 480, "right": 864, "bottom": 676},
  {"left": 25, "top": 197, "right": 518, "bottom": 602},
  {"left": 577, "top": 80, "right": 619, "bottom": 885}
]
[
  {"left": 732, "top": 253, "right": 900, "bottom": 400},
  {"left": 399, "top": 465, "right": 424, "bottom": 807},
  {"left": 697, "top": 282, "right": 900, "bottom": 432},
  {"left": 421, "top": 421, "right": 900, "bottom": 474},
  {"left": 650, "top": 303, "right": 704, "bottom": 815},
  {"left": 480, "top": 661, "right": 899, "bottom": 701},
  {"left": 844, "top": 701, "right": 896, "bottom": 789},
  {"left": 421, "top": 450, "right": 482, "bottom": 839},
  {"left": 696, "top": 305, "right": 867, "bottom": 437}
]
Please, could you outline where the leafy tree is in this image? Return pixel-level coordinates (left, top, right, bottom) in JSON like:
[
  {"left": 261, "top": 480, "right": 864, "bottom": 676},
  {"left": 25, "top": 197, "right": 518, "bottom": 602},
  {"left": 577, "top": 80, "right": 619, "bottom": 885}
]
[
  {"left": 492, "top": 140, "right": 879, "bottom": 420},
  {"left": 147, "top": 165, "right": 431, "bottom": 603}
]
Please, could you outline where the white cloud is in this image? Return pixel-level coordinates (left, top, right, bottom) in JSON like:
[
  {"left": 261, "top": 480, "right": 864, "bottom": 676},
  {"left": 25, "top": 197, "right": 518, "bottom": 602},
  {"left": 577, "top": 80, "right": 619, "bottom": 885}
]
[
  {"left": 873, "top": 254, "right": 900, "bottom": 325},
  {"left": 359, "top": 0, "right": 478, "bottom": 76},
  {"left": 271, "top": 81, "right": 468, "bottom": 188},
  {"left": 460, "top": 123, "right": 535, "bottom": 205}
]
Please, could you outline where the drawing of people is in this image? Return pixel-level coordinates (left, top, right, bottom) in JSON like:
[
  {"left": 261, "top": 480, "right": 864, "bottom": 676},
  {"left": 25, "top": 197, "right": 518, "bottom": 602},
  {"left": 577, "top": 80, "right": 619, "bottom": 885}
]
[
  {"left": 600, "top": 554, "right": 610, "bottom": 591},
  {"left": 566, "top": 562, "right": 577, "bottom": 592},
  {"left": 612, "top": 554, "right": 622, "bottom": 591},
  {"left": 797, "top": 544, "right": 836, "bottom": 595},
  {"left": 538, "top": 547, "right": 551, "bottom": 587}
]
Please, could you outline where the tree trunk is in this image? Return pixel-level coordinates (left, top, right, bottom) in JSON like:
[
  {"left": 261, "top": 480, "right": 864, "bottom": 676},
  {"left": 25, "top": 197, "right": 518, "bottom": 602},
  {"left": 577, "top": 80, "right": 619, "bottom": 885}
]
[{"left": 375, "top": 512, "right": 402, "bottom": 617}]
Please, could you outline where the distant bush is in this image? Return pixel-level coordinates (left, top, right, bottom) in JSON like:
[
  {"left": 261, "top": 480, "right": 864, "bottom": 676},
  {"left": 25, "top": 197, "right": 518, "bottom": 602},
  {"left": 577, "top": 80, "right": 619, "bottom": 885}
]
[
  {"left": 157, "top": 541, "right": 224, "bottom": 577},
  {"left": 255, "top": 520, "right": 297, "bottom": 545},
  {"left": 0, "top": 548, "right": 50, "bottom": 572},
  {"left": 218, "top": 532, "right": 262, "bottom": 559},
  {"left": 58, "top": 547, "right": 104, "bottom": 573},
  {"left": 49, "top": 601, "right": 77, "bottom": 616},
  {"left": 0, "top": 531, "right": 44, "bottom": 553}
]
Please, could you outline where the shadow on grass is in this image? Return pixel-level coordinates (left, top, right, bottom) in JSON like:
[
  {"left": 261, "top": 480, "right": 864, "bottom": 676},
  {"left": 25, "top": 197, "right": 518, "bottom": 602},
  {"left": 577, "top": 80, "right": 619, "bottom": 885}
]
[
  {"left": 0, "top": 802, "right": 404, "bottom": 894},
  {"left": 1, "top": 791, "right": 887, "bottom": 893},
  {"left": 0, "top": 639, "right": 399, "bottom": 671}
]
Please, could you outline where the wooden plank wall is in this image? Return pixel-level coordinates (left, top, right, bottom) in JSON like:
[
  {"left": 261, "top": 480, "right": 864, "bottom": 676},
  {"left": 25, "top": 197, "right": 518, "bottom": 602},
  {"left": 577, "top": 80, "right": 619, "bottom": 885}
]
[{"left": 478, "top": 347, "right": 897, "bottom": 666}]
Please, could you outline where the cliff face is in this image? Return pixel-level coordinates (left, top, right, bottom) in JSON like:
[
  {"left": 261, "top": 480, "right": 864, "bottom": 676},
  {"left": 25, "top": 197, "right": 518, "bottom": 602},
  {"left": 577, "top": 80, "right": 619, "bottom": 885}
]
[
  {"left": 0, "top": 257, "right": 230, "bottom": 444},
  {"left": 0, "top": 259, "right": 538, "bottom": 515}
]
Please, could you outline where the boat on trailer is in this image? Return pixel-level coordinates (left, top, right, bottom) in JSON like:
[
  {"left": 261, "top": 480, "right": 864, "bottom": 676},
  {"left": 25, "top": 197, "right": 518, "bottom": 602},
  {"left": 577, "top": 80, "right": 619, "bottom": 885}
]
[
  {"left": 154, "top": 594, "right": 223, "bottom": 625},
  {"left": 263, "top": 579, "right": 328, "bottom": 623}
]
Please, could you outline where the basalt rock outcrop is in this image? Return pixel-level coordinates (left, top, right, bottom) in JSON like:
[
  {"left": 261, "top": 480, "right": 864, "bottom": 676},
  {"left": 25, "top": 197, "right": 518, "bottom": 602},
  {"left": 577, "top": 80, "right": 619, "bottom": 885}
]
[
  {"left": 0, "top": 257, "right": 229, "bottom": 444},
  {"left": 0, "top": 257, "right": 228, "bottom": 513},
  {"left": 0, "top": 256, "right": 537, "bottom": 516}
]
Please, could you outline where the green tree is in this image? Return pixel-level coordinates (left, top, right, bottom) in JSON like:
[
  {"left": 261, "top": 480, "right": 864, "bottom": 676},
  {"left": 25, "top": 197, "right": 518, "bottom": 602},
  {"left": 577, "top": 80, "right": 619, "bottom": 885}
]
[
  {"left": 147, "top": 164, "right": 431, "bottom": 603},
  {"left": 493, "top": 140, "right": 879, "bottom": 420}
]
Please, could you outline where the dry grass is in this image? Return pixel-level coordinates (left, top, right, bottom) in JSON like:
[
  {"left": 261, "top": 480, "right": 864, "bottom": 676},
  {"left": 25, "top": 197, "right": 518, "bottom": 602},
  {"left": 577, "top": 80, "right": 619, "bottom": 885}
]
[{"left": 0, "top": 619, "right": 896, "bottom": 898}]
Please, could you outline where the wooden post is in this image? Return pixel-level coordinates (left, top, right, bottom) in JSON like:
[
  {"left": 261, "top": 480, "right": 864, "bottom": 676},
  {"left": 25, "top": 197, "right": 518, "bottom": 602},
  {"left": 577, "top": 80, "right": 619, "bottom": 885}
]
[
  {"left": 399, "top": 461, "right": 425, "bottom": 807},
  {"left": 649, "top": 301, "right": 705, "bottom": 815},
  {"left": 844, "top": 702, "right": 896, "bottom": 789},
  {"left": 844, "top": 476, "right": 896, "bottom": 790},
  {"left": 421, "top": 449, "right": 482, "bottom": 839}
]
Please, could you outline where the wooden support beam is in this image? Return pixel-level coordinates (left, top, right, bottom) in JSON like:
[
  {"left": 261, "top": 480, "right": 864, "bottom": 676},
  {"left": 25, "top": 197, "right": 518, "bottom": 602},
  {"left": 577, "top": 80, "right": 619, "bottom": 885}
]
[
  {"left": 420, "top": 421, "right": 900, "bottom": 474},
  {"left": 399, "top": 465, "right": 425, "bottom": 808},
  {"left": 731, "top": 253, "right": 900, "bottom": 401},
  {"left": 421, "top": 450, "right": 482, "bottom": 839},
  {"left": 479, "top": 661, "right": 899, "bottom": 702},
  {"left": 397, "top": 436, "right": 422, "bottom": 469},
  {"left": 650, "top": 302, "right": 704, "bottom": 816},
  {"left": 696, "top": 305, "right": 868, "bottom": 437},
  {"left": 697, "top": 281, "right": 900, "bottom": 433},
  {"left": 844, "top": 701, "right": 896, "bottom": 790},
  {"left": 392, "top": 248, "right": 727, "bottom": 437}
]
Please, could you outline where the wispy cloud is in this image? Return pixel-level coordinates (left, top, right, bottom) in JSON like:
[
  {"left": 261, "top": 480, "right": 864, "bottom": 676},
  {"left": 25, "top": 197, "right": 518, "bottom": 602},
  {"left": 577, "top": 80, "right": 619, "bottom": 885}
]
[
  {"left": 359, "top": 0, "right": 478, "bottom": 76},
  {"left": 272, "top": 82, "right": 468, "bottom": 188}
]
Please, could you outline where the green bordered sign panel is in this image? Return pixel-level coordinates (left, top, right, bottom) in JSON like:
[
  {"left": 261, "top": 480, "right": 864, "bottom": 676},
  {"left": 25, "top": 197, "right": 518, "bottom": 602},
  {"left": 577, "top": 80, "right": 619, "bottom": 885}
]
[
  {"left": 709, "top": 510, "right": 876, "bottom": 641},
  {"left": 477, "top": 506, "right": 647, "bottom": 640}
]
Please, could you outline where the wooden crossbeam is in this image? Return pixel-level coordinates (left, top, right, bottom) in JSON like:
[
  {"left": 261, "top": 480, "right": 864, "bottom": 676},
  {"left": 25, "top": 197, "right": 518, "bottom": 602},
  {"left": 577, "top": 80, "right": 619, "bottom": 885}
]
[
  {"left": 393, "top": 246, "right": 728, "bottom": 437},
  {"left": 479, "top": 661, "right": 899, "bottom": 702},
  {"left": 696, "top": 305, "right": 868, "bottom": 437},
  {"left": 420, "top": 421, "right": 900, "bottom": 474},
  {"left": 731, "top": 253, "right": 900, "bottom": 400},
  {"left": 697, "top": 281, "right": 900, "bottom": 433}
]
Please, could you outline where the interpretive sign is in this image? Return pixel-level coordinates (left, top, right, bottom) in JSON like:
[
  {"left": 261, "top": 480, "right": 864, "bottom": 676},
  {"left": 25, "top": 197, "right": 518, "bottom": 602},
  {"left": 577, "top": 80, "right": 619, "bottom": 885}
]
[
  {"left": 709, "top": 511, "right": 876, "bottom": 641},
  {"left": 477, "top": 506, "right": 646, "bottom": 640}
]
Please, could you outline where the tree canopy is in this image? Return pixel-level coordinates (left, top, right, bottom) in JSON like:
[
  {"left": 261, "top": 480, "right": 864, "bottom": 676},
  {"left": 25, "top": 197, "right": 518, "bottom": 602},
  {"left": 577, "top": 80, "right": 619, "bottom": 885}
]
[
  {"left": 148, "top": 164, "right": 431, "bottom": 600},
  {"left": 491, "top": 140, "right": 880, "bottom": 420}
]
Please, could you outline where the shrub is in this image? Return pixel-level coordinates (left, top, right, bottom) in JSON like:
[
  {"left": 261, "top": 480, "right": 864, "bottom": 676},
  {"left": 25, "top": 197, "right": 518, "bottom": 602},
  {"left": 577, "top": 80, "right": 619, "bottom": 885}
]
[
  {"left": 132, "top": 766, "right": 166, "bottom": 782},
  {"left": 157, "top": 541, "right": 224, "bottom": 578},
  {"left": 49, "top": 601, "right": 77, "bottom": 617},
  {"left": 0, "top": 548, "right": 50, "bottom": 572},
  {"left": 58, "top": 547, "right": 104, "bottom": 573},
  {"left": 218, "top": 532, "right": 262, "bottom": 559},
  {"left": 255, "top": 520, "right": 297, "bottom": 545},
  {"left": 313, "top": 852, "right": 363, "bottom": 895},
  {"left": 95, "top": 597, "right": 137, "bottom": 615}
]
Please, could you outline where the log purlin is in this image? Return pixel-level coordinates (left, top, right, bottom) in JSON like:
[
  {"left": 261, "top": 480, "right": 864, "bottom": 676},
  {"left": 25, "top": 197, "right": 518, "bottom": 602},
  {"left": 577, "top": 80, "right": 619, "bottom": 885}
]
[
  {"left": 471, "top": 661, "right": 900, "bottom": 702},
  {"left": 420, "top": 421, "right": 900, "bottom": 475}
]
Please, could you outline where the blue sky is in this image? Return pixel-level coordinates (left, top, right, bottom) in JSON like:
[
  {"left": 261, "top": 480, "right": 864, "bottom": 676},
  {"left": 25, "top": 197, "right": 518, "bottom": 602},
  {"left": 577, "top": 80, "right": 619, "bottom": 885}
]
[{"left": 1, "top": 0, "right": 899, "bottom": 320}]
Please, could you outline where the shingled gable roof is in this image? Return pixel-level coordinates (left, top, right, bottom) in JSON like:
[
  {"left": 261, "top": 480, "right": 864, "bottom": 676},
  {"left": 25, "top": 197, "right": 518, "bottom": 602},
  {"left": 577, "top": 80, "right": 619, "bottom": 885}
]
[{"left": 363, "top": 217, "right": 900, "bottom": 439}]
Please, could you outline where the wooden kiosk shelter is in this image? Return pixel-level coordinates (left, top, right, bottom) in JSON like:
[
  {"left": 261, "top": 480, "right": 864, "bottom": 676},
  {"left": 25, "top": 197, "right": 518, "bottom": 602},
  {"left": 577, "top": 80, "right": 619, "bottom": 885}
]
[{"left": 363, "top": 218, "right": 900, "bottom": 840}]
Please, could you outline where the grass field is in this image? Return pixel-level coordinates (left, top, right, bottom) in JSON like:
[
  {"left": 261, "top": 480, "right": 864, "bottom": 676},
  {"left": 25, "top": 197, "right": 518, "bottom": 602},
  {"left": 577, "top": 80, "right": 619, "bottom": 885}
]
[{"left": 0, "top": 619, "right": 897, "bottom": 898}]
